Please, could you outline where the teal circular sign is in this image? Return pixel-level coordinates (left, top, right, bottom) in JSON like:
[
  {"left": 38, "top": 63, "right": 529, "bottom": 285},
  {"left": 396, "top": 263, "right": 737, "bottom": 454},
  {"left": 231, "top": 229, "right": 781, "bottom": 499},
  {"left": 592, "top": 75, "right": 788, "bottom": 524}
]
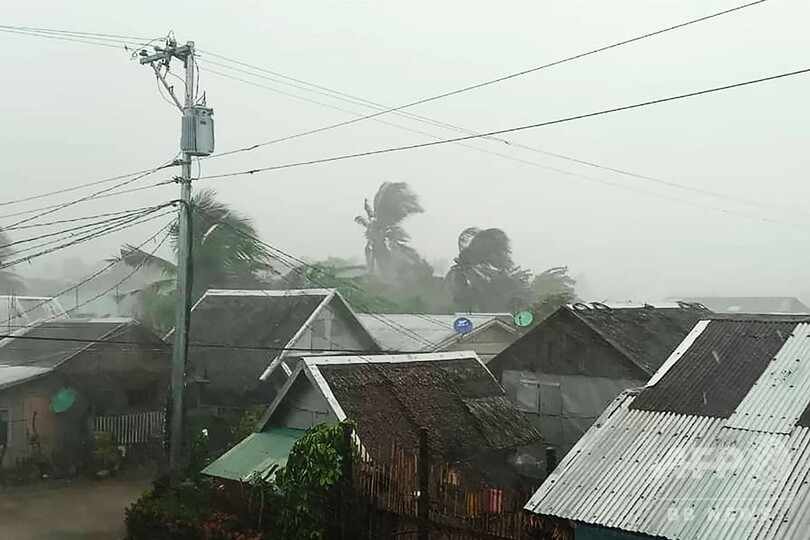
[
  {"left": 50, "top": 387, "right": 77, "bottom": 413},
  {"left": 514, "top": 311, "right": 534, "bottom": 327}
]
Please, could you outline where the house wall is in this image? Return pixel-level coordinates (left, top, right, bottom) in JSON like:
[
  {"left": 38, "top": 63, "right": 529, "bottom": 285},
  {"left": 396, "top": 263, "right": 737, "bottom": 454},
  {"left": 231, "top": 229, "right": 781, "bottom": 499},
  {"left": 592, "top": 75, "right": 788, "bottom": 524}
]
[
  {"left": 440, "top": 324, "right": 516, "bottom": 364},
  {"left": 0, "top": 325, "right": 170, "bottom": 468},
  {"left": 267, "top": 375, "right": 335, "bottom": 430},
  {"left": 490, "top": 310, "right": 646, "bottom": 471},
  {"left": 0, "top": 373, "right": 68, "bottom": 466},
  {"left": 60, "top": 325, "right": 171, "bottom": 415}
]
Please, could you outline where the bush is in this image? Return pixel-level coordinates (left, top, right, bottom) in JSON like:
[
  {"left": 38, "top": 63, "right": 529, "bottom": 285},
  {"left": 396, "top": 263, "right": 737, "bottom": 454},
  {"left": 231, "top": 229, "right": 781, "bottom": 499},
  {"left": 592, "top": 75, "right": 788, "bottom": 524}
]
[
  {"left": 92, "top": 432, "right": 121, "bottom": 472},
  {"left": 125, "top": 479, "right": 265, "bottom": 540}
]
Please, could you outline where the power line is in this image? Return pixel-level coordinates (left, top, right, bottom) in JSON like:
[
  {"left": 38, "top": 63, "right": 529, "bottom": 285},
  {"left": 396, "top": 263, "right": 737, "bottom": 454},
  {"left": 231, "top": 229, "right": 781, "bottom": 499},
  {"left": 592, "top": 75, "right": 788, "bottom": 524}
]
[
  {"left": 0, "top": 206, "right": 175, "bottom": 271},
  {"left": 0, "top": 24, "right": 156, "bottom": 43},
  {"left": 0, "top": 205, "right": 177, "bottom": 327},
  {"left": 0, "top": 207, "right": 170, "bottom": 251},
  {"left": 204, "top": 0, "right": 767, "bottom": 160},
  {"left": 0, "top": 165, "right": 179, "bottom": 209},
  {"left": 0, "top": 180, "right": 175, "bottom": 223},
  {"left": 197, "top": 63, "right": 810, "bottom": 229},
  {"left": 1, "top": 205, "right": 170, "bottom": 232},
  {"left": 0, "top": 331, "right": 410, "bottom": 356},
  {"left": 198, "top": 66, "right": 810, "bottom": 182},
  {"left": 54, "top": 223, "right": 175, "bottom": 320},
  {"left": 199, "top": 53, "right": 810, "bottom": 223},
  {"left": 1, "top": 158, "right": 176, "bottom": 228}
]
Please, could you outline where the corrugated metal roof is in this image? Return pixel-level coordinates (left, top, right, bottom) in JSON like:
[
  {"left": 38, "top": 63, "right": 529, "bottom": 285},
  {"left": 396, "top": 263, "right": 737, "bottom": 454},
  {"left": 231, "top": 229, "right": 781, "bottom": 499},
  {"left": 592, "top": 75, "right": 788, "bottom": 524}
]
[
  {"left": 0, "top": 365, "right": 51, "bottom": 389},
  {"left": 202, "top": 427, "right": 305, "bottom": 481},
  {"left": 526, "top": 393, "right": 810, "bottom": 539},
  {"left": 356, "top": 313, "right": 511, "bottom": 352},
  {"left": 526, "top": 315, "right": 810, "bottom": 539},
  {"left": 631, "top": 319, "right": 795, "bottom": 417}
]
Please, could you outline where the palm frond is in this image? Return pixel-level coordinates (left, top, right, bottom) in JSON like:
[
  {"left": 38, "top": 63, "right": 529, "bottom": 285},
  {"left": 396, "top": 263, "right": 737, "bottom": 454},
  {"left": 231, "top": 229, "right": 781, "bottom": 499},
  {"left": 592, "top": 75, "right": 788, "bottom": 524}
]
[
  {"left": 458, "top": 228, "right": 513, "bottom": 269},
  {"left": 118, "top": 245, "right": 176, "bottom": 275},
  {"left": 373, "top": 182, "right": 423, "bottom": 228}
]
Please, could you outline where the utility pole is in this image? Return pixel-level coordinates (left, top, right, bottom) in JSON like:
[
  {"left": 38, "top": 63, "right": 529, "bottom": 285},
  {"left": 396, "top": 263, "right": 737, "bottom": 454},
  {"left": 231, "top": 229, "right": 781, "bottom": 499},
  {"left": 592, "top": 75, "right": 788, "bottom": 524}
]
[{"left": 140, "top": 39, "right": 214, "bottom": 477}]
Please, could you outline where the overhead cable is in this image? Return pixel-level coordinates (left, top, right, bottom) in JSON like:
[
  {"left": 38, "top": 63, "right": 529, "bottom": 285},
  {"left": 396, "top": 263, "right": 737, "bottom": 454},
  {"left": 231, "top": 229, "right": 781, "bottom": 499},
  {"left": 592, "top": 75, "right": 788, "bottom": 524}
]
[
  {"left": 204, "top": 0, "right": 768, "bottom": 160},
  {"left": 198, "top": 66, "right": 810, "bottom": 182}
]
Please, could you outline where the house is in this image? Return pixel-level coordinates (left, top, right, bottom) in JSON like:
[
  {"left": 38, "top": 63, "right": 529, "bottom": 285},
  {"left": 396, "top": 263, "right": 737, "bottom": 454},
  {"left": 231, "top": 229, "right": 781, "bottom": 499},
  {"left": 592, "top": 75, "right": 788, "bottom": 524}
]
[
  {"left": 525, "top": 314, "right": 810, "bottom": 540},
  {"left": 356, "top": 313, "right": 517, "bottom": 363},
  {"left": 487, "top": 302, "right": 709, "bottom": 469},
  {"left": 0, "top": 318, "right": 170, "bottom": 468},
  {"left": 670, "top": 296, "right": 810, "bottom": 314},
  {"left": 203, "top": 351, "right": 541, "bottom": 488},
  {"left": 185, "top": 289, "right": 380, "bottom": 413}
]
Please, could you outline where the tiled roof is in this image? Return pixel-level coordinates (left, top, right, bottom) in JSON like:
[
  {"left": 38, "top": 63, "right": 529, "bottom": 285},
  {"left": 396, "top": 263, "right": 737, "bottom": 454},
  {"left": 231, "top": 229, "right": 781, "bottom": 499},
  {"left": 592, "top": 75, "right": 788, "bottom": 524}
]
[
  {"left": 526, "top": 314, "right": 810, "bottom": 539},
  {"left": 266, "top": 352, "right": 541, "bottom": 487}
]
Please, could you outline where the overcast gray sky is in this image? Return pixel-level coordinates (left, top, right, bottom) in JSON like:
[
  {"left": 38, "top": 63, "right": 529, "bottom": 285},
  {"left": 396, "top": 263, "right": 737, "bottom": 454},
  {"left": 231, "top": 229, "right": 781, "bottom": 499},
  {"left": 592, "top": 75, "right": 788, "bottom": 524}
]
[{"left": 2, "top": 0, "right": 809, "bottom": 303}]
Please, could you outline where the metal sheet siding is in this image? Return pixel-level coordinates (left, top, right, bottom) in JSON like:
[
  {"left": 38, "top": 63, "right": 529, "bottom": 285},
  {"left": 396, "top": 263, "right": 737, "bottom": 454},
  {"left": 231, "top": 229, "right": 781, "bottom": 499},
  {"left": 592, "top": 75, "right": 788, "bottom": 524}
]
[
  {"left": 526, "top": 394, "right": 810, "bottom": 539},
  {"left": 726, "top": 323, "right": 810, "bottom": 434}
]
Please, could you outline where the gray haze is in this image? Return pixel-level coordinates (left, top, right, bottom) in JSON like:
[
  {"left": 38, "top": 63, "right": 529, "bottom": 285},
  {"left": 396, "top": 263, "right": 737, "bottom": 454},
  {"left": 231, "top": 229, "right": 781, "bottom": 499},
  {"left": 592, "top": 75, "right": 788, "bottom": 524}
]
[{"left": 2, "top": 0, "right": 810, "bottom": 303}]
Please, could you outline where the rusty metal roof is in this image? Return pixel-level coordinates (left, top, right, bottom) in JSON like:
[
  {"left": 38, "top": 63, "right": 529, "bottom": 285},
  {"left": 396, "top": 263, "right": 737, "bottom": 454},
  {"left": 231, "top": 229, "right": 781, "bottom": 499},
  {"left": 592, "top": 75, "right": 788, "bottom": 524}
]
[{"left": 526, "top": 315, "right": 810, "bottom": 539}]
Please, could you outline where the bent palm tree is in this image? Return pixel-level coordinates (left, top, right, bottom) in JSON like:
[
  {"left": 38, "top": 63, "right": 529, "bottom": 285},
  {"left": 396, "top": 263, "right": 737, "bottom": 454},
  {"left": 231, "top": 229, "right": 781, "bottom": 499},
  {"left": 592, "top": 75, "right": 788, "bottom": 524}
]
[
  {"left": 446, "top": 227, "right": 528, "bottom": 312},
  {"left": 354, "top": 182, "right": 424, "bottom": 278},
  {"left": 117, "top": 188, "right": 272, "bottom": 331}
]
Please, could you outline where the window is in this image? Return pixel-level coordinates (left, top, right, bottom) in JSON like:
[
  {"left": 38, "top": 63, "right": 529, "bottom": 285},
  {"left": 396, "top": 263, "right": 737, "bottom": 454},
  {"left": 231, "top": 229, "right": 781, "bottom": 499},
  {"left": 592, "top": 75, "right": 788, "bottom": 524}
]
[
  {"left": 515, "top": 380, "right": 541, "bottom": 413},
  {"left": 0, "top": 410, "right": 9, "bottom": 446}
]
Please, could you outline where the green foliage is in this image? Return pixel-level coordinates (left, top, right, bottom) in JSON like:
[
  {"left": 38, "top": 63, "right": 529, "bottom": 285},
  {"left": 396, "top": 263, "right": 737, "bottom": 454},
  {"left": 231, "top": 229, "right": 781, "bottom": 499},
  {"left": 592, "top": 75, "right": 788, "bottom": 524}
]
[
  {"left": 447, "top": 227, "right": 532, "bottom": 312},
  {"left": 230, "top": 407, "right": 266, "bottom": 446},
  {"left": 125, "top": 479, "right": 265, "bottom": 539},
  {"left": 92, "top": 431, "right": 121, "bottom": 472},
  {"left": 117, "top": 188, "right": 273, "bottom": 332},
  {"left": 274, "top": 422, "right": 355, "bottom": 540}
]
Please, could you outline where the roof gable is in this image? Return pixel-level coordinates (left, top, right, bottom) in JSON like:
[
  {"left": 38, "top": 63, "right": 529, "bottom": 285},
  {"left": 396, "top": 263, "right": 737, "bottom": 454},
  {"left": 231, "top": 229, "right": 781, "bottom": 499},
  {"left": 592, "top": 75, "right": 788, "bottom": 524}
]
[
  {"left": 526, "top": 314, "right": 810, "bottom": 539},
  {"left": 566, "top": 304, "right": 708, "bottom": 375},
  {"left": 259, "top": 351, "right": 540, "bottom": 486}
]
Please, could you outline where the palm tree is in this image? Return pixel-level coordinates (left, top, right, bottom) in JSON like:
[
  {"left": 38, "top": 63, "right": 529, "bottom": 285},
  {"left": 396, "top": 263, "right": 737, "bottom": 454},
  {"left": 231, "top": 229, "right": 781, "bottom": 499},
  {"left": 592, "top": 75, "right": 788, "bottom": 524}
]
[
  {"left": 354, "top": 182, "right": 424, "bottom": 278},
  {"left": 446, "top": 227, "right": 529, "bottom": 312},
  {"left": 0, "top": 227, "right": 23, "bottom": 293},
  {"left": 117, "top": 188, "right": 273, "bottom": 331}
]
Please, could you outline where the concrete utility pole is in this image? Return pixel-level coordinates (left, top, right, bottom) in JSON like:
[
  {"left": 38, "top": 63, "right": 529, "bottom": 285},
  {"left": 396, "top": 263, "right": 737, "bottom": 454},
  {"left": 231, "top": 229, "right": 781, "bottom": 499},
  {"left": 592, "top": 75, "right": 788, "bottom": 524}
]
[{"left": 140, "top": 39, "right": 213, "bottom": 476}]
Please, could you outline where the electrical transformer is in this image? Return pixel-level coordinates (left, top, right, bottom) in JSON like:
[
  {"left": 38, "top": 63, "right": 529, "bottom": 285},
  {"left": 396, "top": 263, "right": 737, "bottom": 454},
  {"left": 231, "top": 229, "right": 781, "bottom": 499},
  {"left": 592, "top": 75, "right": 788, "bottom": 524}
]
[{"left": 181, "top": 106, "right": 215, "bottom": 156}]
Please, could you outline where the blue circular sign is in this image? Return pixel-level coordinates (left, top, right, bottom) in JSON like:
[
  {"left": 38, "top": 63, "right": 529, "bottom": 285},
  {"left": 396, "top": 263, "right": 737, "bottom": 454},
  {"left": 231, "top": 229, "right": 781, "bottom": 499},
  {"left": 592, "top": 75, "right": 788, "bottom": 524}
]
[{"left": 453, "top": 317, "right": 474, "bottom": 335}]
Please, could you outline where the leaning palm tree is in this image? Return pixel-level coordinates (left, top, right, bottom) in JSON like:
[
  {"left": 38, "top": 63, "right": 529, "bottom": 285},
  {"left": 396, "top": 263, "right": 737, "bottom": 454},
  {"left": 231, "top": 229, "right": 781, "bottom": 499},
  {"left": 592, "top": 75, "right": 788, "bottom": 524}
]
[
  {"left": 446, "top": 227, "right": 527, "bottom": 312},
  {"left": 354, "top": 182, "right": 424, "bottom": 278},
  {"left": 117, "top": 188, "right": 273, "bottom": 331},
  {"left": 0, "top": 227, "right": 23, "bottom": 294}
]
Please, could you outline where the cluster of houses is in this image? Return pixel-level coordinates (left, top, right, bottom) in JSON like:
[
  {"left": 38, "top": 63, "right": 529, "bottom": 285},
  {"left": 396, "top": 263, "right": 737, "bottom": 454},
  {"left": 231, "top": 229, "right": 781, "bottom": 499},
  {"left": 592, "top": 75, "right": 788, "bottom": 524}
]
[{"left": 4, "top": 290, "right": 810, "bottom": 538}]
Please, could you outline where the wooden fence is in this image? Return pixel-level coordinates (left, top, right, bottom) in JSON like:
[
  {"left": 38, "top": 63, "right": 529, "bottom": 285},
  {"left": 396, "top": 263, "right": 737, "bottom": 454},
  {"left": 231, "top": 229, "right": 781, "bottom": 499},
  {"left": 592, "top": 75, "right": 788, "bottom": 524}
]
[{"left": 346, "top": 428, "right": 572, "bottom": 540}]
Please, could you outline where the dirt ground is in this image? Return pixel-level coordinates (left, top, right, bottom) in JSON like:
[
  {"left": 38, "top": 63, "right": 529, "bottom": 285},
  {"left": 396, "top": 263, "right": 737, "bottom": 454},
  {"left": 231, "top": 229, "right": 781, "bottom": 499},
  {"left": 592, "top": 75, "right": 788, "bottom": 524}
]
[{"left": 0, "top": 473, "right": 152, "bottom": 540}]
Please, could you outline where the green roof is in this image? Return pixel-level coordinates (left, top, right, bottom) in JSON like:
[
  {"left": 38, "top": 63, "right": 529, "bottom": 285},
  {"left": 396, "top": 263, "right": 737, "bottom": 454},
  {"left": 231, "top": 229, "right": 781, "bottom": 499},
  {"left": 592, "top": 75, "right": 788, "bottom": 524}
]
[{"left": 202, "top": 427, "right": 305, "bottom": 482}]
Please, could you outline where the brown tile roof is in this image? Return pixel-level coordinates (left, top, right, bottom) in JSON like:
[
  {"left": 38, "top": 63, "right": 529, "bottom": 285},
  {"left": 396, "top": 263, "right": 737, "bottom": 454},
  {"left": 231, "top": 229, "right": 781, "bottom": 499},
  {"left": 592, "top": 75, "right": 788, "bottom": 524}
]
[{"left": 314, "top": 354, "right": 541, "bottom": 487}]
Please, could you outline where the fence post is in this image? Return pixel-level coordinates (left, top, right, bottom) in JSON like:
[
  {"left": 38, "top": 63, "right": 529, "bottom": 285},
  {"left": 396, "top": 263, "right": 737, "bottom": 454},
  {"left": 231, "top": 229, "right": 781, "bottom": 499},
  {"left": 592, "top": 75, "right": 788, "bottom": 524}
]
[
  {"left": 418, "top": 427, "right": 430, "bottom": 540},
  {"left": 341, "top": 422, "right": 355, "bottom": 540}
]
